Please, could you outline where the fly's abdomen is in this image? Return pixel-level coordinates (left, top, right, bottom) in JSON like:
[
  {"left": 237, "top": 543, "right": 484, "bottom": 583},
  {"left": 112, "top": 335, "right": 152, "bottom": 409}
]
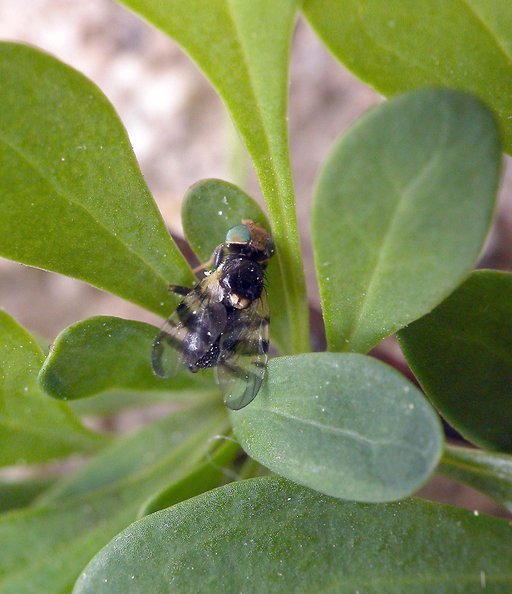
[{"left": 191, "top": 341, "right": 221, "bottom": 370}]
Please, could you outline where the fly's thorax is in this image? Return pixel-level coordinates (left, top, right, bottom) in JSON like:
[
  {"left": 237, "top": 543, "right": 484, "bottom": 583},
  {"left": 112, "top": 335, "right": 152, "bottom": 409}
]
[{"left": 219, "top": 256, "right": 265, "bottom": 308}]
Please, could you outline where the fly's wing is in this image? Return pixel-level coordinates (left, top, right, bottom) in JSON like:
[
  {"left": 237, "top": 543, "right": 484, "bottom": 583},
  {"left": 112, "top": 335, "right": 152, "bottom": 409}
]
[
  {"left": 151, "top": 280, "right": 227, "bottom": 378},
  {"left": 216, "top": 293, "right": 270, "bottom": 410}
]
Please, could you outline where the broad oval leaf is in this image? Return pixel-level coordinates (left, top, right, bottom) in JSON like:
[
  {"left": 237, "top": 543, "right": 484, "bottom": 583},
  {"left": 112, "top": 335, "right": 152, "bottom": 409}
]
[
  {"left": 398, "top": 270, "right": 512, "bottom": 452},
  {"left": 0, "top": 404, "right": 228, "bottom": 594},
  {"left": 0, "top": 310, "right": 105, "bottom": 466},
  {"left": 39, "top": 316, "right": 214, "bottom": 401},
  {"left": 231, "top": 353, "right": 443, "bottom": 502},
  {"left": 303, "top": 0, "right": 512, "bottom": 154},
  {"left": 440, "top": 444, "right": 512, "bottom": 514},
  {"left": 118, "top": 0, "right": 310, "bottom": 353},
  {"left": 0, "top": 42, "right": 193, "bottom": 316},
  {"left": 312, "top": 88, "right": 500, "bottom": 353},
  {"left": 182, "top": 179, "right": 289, "bottom": 353},
  {"left": 74, "top": 477, "right": 512, "bottom": 594}
]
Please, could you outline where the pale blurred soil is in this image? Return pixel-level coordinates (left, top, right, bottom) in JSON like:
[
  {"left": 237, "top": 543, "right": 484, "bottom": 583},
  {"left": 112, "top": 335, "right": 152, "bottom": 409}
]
[{"left": 0, "top": 0, "right": 511, "bottom": 515}]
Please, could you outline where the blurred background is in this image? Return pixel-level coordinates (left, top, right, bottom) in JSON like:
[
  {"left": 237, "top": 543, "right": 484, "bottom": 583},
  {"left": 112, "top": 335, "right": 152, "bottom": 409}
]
[{"left": 0, "top": 0, "right": 510, "bottom": 515}]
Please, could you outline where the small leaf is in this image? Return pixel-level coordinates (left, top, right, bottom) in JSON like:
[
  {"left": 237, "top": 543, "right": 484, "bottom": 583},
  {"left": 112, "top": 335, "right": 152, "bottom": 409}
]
[
  {"left": 74, "top": 477, "right": 512, "bottom": 594},
  {"left": 303, "top": 0, "right": 512, "bottom": 154},
  {"left": 0, "top": 42, "right": 193, "bottom": 316},
  {"left": 398, "top": 270, "right": 512, "bottom": 452},
  {"left": 312, "top": 88, "right": 500, "bottom": 353},
  {"left": 231, "top": 353, "right": 443, "bottom": 502},
  {"left": 0, "top": 403, "right": 228, "bottom": 593},
  {"left": 0, "top": 310, "right": 105, "bottom": 466},
  {"left": 440, "top": 444, "right": 512, "bottom": 514},
  {"left": 118, "top": 0, "right": 310, "bottom": 353},
  {"left": 182, "top": 179, "right": 289, "bottom": 353},
  {"left": 137, "top": 439, "right": 239, "bottom": 518},
  {"left": 39, "top": 316, "right": 215, "bottom": 401}
]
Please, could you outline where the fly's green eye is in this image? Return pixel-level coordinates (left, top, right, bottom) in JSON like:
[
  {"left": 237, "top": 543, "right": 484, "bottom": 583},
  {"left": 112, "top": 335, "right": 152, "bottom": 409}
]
[{"left": 226, "top": 224, "right": 250, "bottom": 244}]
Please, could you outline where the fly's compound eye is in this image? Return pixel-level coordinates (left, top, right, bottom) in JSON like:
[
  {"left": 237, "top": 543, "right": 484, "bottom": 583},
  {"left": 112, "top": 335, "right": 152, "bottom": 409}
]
[{"left": 226, "top": 223, "right": 251, "bottom": 245}]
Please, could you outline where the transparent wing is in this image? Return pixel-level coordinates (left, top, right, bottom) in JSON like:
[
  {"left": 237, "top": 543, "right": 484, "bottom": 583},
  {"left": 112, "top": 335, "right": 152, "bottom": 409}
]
[
  {"left": 216, "top": 293, "right": 270, "bottom": 410},
  {"left": 151, "top": 283, "right": 227, "bottom": 378}
]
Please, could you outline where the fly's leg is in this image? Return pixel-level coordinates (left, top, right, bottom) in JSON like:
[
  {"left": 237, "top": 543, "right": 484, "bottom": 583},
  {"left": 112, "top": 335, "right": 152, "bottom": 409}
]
[
  {"left": 192, "top": 260, "right": 212, "bottom": 275},
  {"left": 168, "top": 285, "right": 192, "bottom": 296},
  {"left": 192, "top": 244, "right": 224, "bottom": 274}
]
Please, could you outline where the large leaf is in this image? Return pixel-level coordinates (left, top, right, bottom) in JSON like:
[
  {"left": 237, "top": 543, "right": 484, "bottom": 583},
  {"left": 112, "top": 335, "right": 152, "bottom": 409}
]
[
  {"left": 74, "top": 476, "right": 512, "bottom": 594},
  {"left": 0, "top": 310, "right": 105, "bottom": 466},
  {"left": 0, "top": 42, "right": 193, "bottom": 316},
  {"left": 118, "top": 0, "right": 310, "bottom": 353},
  {"left": 398, "top": 270, "right": 512, "bottom": 452},
  {"left": 303, "top": 0, "right": 512, "bottom": 154},
  {"left": 440, "top": 444, "right": 512, "bottom": 514},
  {"left": 231, "top": 353, "right": 443, "bottom": 502},
  {"left": 182, "top": 179, "right": 289, "bottom": 353},
  {"left": 312, "top": 88, "right": 500, "bottom": 353},
  {"left": 0, "top": 402, "right": 228, "bottom": 593},
  {"left": 39, "top": 316, "right": 215, "bottom": 401}
]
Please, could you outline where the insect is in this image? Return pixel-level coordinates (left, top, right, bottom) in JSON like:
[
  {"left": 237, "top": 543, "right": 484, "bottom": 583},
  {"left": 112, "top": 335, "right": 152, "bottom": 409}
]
[{"left": 151, "top": 219, "right": 274, "bottom": 410}]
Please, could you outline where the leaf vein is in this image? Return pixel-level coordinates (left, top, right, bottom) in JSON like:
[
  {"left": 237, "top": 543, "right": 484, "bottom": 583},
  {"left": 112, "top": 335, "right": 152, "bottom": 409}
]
[{"left": 264, "top": 407, "right": 426, "bottom": 458}]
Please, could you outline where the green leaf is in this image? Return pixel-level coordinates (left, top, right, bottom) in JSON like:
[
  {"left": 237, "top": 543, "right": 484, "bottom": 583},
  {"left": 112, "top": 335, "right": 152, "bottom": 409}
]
[
  {"left": 303, "top": 0, "right": 512, "bottom": 154},
  {"left": 0, "top": 402, "right": 228, "bottom": 593},
  {"left": 118, "top": 0, "right": 310, "bottom": 353},
  {"left": 0, "top": 478, "right": 54, "bottom": 513},
  {"left": 398, "top": 270, "right": 512, "bottom": 452},
  {"left": 0, "top": 42, "right": 193, "bottom": 317},
  {"left": 182, "top": 179, "right": 289, "bottom": 353},
  {"left": 0, "top": 310, "right": 105, "bottom": 466},
  {"left": 137, "top": 438, "right": 239, "bottom": 518},
  {"left": 231, "top": 353, "right": 443, "bottom": 502},
  {"left": 440, "top": 444, "right": 512, "bottom": 514},
  {"left": 74, "top": 476, "right": 512, "bottom": 594},
  {"left": 39, "top": 316, "right": 215, "bottom": 401},
  {"left": 312, "top": 88, "right": 500, "bottom": 353}
]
